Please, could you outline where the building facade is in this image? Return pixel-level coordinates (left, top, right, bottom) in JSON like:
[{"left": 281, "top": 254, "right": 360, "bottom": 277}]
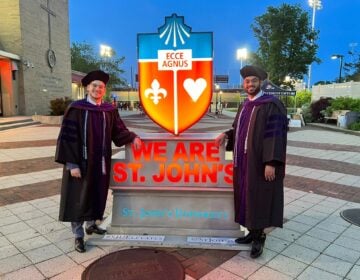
[{"left": 0, "top": 0, "right": 71, "bottom": 116}]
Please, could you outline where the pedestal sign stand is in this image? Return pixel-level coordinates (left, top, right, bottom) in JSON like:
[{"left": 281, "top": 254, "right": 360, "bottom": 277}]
[{"left": 88, "top": 14, "right": 247, "bottom": 250}]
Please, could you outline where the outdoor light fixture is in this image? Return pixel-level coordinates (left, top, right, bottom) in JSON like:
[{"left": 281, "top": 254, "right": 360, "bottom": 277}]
[
  {"left": 236, "top": 48, "right": 248, "bottom": 68},
  {"left": 100, "top": 44, "right": 112, "bottom": 58},
  {"left": 331, "top": 54, "right": 344, "bottom": 83},
  {"left": 22, "top": 60, "right": 34, "bottom": 69},
  {"left": 236, "top": 48, "right": 248, "bottom": 87},
  {"left": 308, "top": 0, "right": 322, "bottom": 9},
  {"left": 100, "top": 44, "right": 113, "bottom": 72}
]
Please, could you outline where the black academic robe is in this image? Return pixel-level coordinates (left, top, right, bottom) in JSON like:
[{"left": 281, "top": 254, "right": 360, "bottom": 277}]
[
  {"left": 55, "top": 99, "right": 137, "bottom": 222},
  {"left": 226, "top": 95, "right": 287, "bottom": 229}
]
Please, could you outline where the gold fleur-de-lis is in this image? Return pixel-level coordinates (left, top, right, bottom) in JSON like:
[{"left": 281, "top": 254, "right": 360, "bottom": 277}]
[{"left": 144, "top": 79, "right": 167, "bottom": 105}]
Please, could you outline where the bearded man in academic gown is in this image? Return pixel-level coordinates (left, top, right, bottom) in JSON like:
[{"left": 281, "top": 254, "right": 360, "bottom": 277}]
[
  {"left": 215, "top": 65, "right": 287, "bottom": 258},
  {"left": 55, "top": 70, "right": 142, "bottom": 253}
]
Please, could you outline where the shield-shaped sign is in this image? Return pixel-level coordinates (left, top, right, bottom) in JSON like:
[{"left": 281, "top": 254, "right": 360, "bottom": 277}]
[{"left": 138, "top": 14, "right": 213, "bottom": 135}]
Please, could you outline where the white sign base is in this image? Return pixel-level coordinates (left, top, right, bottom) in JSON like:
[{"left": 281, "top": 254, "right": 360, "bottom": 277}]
[{"left": 87, "top": 233, "right": 250, "bottom": 251}]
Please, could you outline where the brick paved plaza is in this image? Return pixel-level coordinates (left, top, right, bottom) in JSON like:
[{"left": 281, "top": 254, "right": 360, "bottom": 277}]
[{"left": 0, "top": 111, "right": 360, "bottom": 279}]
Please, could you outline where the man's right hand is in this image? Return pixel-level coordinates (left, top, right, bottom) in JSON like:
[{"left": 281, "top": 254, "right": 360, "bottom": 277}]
[
  {"left": 132, "top": 137, "right": 142, "bottom": 150},
  {"left": 215, "top": 133, "right": 227, "bottom": 148},
  {"left": 70, "top": 168, "right": 81, "bottom": 178}
]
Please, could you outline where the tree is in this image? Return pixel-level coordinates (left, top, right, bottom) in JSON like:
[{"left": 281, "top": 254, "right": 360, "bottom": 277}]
[
  {"left": 71, "top": 42, "right": 126, "bottom": 89},
  {"left": 251, "top": 4, "right": 320, "bottom": 87},
  {"left": 314, "top": 80, "right": 332, "bottom": 85},
  {"left": 71, "top": 42, "right": 99, "bottom": 73},
  {"left": 344, "top": 51, "right": 360, "bottom": 81}
]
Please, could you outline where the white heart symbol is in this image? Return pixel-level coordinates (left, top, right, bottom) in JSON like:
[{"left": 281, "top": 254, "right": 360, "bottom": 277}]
[{"left": 183, "top": 78, "right": 207, "bottom": 102}]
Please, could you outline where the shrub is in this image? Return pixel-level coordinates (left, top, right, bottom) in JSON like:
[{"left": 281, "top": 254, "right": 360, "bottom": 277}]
[
  {"left": 323, "top": 96, "right": 360, "bottom": 117},
  {"left": 301, "top": 103, "right": 313, "bottom": 123},
  {"left": 329, "top": 97, "right": 360, "bottom": 111},
  {"left": 279, "top": 96, "right": 294, "bottom": 108},
  {"left": 49, "top": 97, "right": 72, "bottom": 116},
  {"left": 349, "top": 121, "right": 360, "bottom": 131},
  {"left": 310, "top": 97, "right": 332, "bottom": 122},
  {"left": 295, "top": 90, "right": 312, "bottom": 108}
]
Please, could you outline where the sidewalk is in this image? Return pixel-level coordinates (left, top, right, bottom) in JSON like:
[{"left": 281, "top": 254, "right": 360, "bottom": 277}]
[{"left": 0, "top": 115, "right": 360, "bottom": 279}]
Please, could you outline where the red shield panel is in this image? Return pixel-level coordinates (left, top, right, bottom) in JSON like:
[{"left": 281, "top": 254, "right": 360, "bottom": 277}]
[{"left": 139, "top": 61, "right": 212, "bottom": 135}]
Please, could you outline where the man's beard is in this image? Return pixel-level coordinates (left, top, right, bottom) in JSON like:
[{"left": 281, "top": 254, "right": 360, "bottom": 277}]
[{"left": 246, "top": 85, "right": 261, "bottom": 96}]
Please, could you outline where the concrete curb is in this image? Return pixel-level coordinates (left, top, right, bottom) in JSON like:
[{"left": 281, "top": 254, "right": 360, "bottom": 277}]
[{"left": 307, "top": 122, "right": 360, "bottom": 136}]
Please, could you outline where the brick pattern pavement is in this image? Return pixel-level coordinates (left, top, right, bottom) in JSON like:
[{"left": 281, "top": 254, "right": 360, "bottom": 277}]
[
  {"left": 288, "top": 140, "right": 360, "bottom": 153},
  {"left": 285, "top": 175, "right": 360, "bottom": 204},
  {"left": 0, "top": 115, "right": 360, "bottom": 279},
  {"left": 287, "top": 154, "right": 360, "bottom": 176},
  {"left": 0, "top": 140, "right": 57, "bottom": 149},
  {"left": 0, "top": 179, "right": 61, "bottom": 207},
  {"left": 1, "top": 138, "right": 358, "bottom": 206},
  {"left": 0, "top": 157, "right": 59, "bottom": 177},
  {"left": 164, "top": 248, "right": 239, "bottom": 279}
]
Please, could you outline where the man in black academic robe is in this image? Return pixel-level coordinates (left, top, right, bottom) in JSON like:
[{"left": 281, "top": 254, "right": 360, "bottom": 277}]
[
  {"left": 55, "top": 70, "right": 142, "bottom": 252},
  {"left": 215, "top": 65, "right": 287, "bottom": 258}
]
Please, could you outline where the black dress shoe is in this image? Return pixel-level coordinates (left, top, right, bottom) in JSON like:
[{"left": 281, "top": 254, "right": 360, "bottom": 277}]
[
  {"left": 85, "top": 224, "right": 107, "bottom": 235},
  {"left": 250, "top": 230, "right": 266, "bottom": 258},
  {"left": 260, "top": 232, "right": 266, "bottom": 244},
  {"left": 235, "top": 233, "right": 253, "bottom": 244},
  {"left": 75, "top": 237, "right": 86, "bottom": 253},
  {"left": 250, "top": 240, "right": 264, "bottom": 258}
]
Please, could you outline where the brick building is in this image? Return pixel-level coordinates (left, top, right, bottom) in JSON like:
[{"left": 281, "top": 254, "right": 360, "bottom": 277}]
[{"left": 0, "top": 0, "right": 71, "bottom": 116}]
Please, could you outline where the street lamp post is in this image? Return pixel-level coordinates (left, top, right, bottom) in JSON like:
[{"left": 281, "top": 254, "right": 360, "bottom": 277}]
[
  {"left": 307, "top": 0, "right": 322, "bottom": 90},
  {"left": 215, "top": 84, "right": 220, "bottom": 114},
  {"left": 127, "top": 84, "right": 131, "bottom": 110},
  {"left": 219, "top": 91, "right": 223, "bottom": 114},
  {"left": 331, "top": 54, "right": 344, "bottom": 83},
  {"left": 236, "top": 48, "right": 248, "bottom": 87}
]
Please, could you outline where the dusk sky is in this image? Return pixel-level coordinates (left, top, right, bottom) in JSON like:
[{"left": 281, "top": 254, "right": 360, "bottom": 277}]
[{"left": 69, "top": 0, "right": 360, "bottom": 88}]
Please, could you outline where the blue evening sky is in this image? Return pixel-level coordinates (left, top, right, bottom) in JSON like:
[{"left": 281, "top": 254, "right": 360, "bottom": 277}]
[{"left": 69, "top": 0, "right": 359, "bottom": 87}]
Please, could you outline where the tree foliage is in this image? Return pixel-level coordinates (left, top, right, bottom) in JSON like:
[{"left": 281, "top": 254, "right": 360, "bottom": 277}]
[
  {"left": 295, "top": 90, "right": 312, "bottom": 108},
  {"left": 71, "top": 42, "right": 126, "bottom": 89},
  {"left": 314, "top": 80, "right": 332, "bottom": 85},
  {"left": 251, "top": 4, "right": 320, "bottom": 86},
  {"left": 344, "top": 51, "right": 360, "bottom": 81},
  {"left": 326, "top": 96, "right": 360, "bottom": 113},
  {"left": 71, "top": 42, "right": 99, "bottom": 72}
]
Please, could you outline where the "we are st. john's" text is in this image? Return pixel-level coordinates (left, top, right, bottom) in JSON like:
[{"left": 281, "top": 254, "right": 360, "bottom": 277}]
[{"left": 112, "top": 141, "right": 233, "bottom": 185}]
